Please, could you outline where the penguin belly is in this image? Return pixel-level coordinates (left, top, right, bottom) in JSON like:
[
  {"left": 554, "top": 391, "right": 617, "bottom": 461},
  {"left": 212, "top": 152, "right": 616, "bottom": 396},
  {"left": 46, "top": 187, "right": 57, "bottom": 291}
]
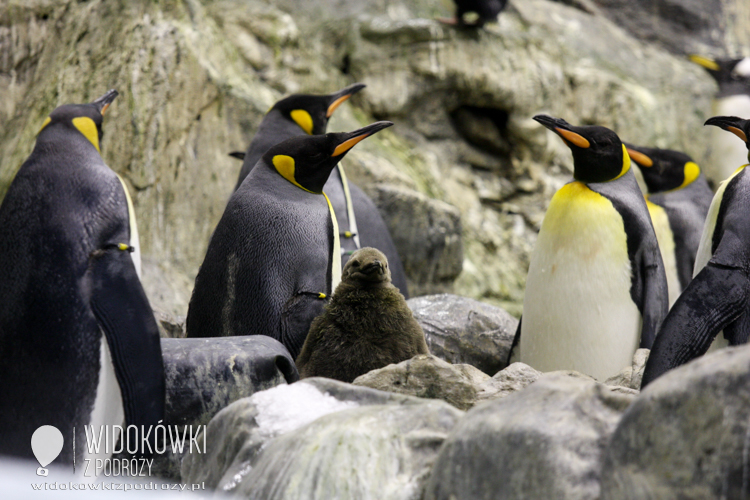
[
  {"left": 707, "top": 95, "right": 750, "bottom": 185},
  {"left": 647, "top": 200, "right": 680, "bottom": 306},
  {"left": 521, "top": 182, "right": 641, "bottom": 380},
  {"left": 85, "top": 335, "right": 124, "bottom": 469}
]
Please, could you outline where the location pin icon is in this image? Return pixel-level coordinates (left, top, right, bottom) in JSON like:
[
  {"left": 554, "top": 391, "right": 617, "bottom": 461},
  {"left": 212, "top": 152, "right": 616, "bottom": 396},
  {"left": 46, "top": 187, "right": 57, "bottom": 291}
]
[{"left": 31, "top": 425, "right": 64, "bottom": 476}]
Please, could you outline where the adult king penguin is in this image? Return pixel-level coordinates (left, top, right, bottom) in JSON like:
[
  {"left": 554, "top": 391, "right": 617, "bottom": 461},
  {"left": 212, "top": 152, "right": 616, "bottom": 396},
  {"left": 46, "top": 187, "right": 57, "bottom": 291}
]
[
  {"left": 232, "top": 84, "right": 409, "bottom": 297},
  {"left": 517, "top": 115, "right": 668, "bottom": 380},
  {"left": 690, "top": 55, "right": 750, "bottom": 186},
  {"left": 642, "top": 116, "right": 750, "bottom": 387},
  {"left": 625, "top": 144, "right": 713, "bottom": 305},
  {"left": 0, "top": 90, "right": 165, "bottom": 466},
  {"left": 186, "top": 121, "right": 394, "bottom": 359}
]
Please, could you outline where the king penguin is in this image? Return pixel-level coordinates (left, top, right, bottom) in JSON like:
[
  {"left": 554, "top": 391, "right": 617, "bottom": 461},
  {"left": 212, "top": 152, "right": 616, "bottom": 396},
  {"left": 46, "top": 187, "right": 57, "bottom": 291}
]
[
  {"left": 516, "top": 115, "right": 668, "bottom": 381},
  {"left": 232, "top": 84, "right": 409, "bottom": 298},
  {"left": 625, "top": 144, "right": 713, "bottom": 305},
  {"left": 0, "top": 90, "right": 165, "bottom": 467},
  {"left": 186, "top": 121, "right": 394, "bottom": 359},
  {"left": 690, "top": 55, "right": 750, "bottom": 186},
  {"left": 439, "top": 0, "right": 509, "bottom": 28},
  {"left": 642, "top": 115, "right": 750, "bottom": 387}
]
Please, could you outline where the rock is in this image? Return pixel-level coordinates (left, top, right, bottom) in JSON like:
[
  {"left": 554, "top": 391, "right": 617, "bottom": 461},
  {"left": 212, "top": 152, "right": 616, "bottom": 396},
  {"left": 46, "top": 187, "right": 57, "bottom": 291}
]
[
  {"left": 181, "top": 378, "right": 463, "bottom": 499},
  {"left": 475, "top": 362, "right": 542, "bottom": 402},
  {"left": 604, "top": 348, "right": 649, "bottom": 391},
  {"left": 153, "top": 309, "right": 186, "bottom": 339},
  {"left": 152, "top": 336, "right": 298, "bottom": 480},
  {"left": 424, "top": 373, "right": 635, "bottom": 500},
  {"left": 368, "top": 185, "right": 463, "bottom": 296},
  {"left": 408, "top": 294, "right": 518, "bottom": 375},
  {"left": 601, "top": 344, "right": 750, "bottom": 499},
  {"left": 353, "top": 354, "right": 490, "bottom": 410}
]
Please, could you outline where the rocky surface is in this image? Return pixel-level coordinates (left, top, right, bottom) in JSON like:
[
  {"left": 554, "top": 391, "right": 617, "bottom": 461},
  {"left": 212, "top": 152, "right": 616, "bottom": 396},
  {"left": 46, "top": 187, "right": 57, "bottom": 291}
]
[
  {"left": 182, "top": 378, "right": 463, "bottom": 498},
  {"left": 601, "top": 344, "right": 750, "bottom": 499},
  {"left": 409, "top": 293, "right": 518, "bottom": 375},
  {"left": 153, "top": 336, "right": 298, "bottom": 479},
  {"left": 0, "top": 0, "right": 721, "bottom": 319},
  {"left": 604, "top": 348, "right": 649, "bottom": 390},
  {"left": 424, "top": 373, "right": 636, "bottom": 500}
]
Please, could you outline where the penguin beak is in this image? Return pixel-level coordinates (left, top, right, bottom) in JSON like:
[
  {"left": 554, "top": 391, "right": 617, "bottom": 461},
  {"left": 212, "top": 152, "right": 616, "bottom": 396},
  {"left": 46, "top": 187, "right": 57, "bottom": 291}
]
[
  {"left": 326, "top": 83, "right": 367, "bottom": 118},
  {"left": 361, "top": 260, "right": 383, "bottom": 275},
  {"left": 228, "top": 151, "right": 246, "bottom": 161},
  {"left": 332, "top": 121, "right": 393, "bottom": 157},
  {"left": 704, "top": 116, "right": 749, "bottom": 144},
  {"left": 688, "top": 54, "right": 720, "bottom": 72},
  {"left": 92, "top": 89, "right": 119, "bottom": 115},
  {"left": 623, "top": 144, "right": 654, "bottom": 168},
  {"left": 533, "top": 114, "right": 591, "bottom": 149}
]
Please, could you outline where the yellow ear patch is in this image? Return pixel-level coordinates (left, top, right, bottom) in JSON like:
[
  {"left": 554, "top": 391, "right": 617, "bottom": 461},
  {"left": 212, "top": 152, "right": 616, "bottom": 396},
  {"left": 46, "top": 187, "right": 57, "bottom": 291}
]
[
  {"left": 555, "top": 128, "right": 590, "bottom": 148},
  {"left": 613, "top": 144, "right": 631, "bottom": 180},
  {"left": 679, "top": 162, "right": 700, "bottom": 189},
  {"left": 38, "top": 116, "right": 52, "bottom": 134},
  {"left": 327, "top": 95, "right": 351, "bottom": 118},
  {"left": 626, "top": 148, "right": 653, "bottom": 167},
  {"left": 333, "top": 134, "right": 368, "bottom": 157},
  {"left": 272, "top": 154, "right": 315, "bottom": 193},
  {"left": 689, "top": 55, "right": 720, "bottom": 71},
  {"left": 290, "top": 109, "right": 314, "bottom": 135},
  {"left": 72, "top": 117, "right": 100, "bottom": 152},
  {"left": 728, "top": 126, "right": 748, "bottom": 143}
]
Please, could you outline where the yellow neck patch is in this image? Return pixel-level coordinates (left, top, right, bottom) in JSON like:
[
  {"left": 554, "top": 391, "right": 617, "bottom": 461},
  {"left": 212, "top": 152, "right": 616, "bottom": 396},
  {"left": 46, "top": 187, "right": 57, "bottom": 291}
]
[
  {"left": 272, "top": 154, "right": 316, "bottom": 193},
  {"left": 72, "top": 116, "right": 100, "bottom": 152},
  {"left": 38, "top": 116, "right": 52, "bottom": 135},
  {"left": 613, "top": 144, "right": 631, "bottom": 180},
  {"left": 679, "top": 162, "right": 700, "bottom": 189},
  {"left": 290, "top": 109, "right": 314, "bottom": 135}
]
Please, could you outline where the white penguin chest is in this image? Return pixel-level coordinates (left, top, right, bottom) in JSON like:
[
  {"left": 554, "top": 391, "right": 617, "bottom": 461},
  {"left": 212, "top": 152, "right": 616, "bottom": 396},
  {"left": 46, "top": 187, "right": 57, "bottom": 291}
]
[
  {"left": 521, "top": 182, "right": 641, "bottom": 380},
  {"left": 647, "top": 200, "right": 680, "bottom": 306}
]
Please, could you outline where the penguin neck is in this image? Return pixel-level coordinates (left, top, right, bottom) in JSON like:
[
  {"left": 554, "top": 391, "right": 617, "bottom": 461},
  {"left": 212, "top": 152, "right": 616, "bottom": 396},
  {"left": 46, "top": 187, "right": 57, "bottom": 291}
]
[
  {"left": 34, "top": 126, "right": 99, "bottom": 157},
  {"left": 242, "top": 110, "right": 309, "bottom": 176}
]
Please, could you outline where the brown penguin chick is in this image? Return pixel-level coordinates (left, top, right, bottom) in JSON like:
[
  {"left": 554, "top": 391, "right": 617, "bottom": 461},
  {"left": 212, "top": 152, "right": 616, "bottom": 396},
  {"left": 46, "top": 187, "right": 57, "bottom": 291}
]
[{"left": 296, "top": 247, "right": 428, "bottom": 383}]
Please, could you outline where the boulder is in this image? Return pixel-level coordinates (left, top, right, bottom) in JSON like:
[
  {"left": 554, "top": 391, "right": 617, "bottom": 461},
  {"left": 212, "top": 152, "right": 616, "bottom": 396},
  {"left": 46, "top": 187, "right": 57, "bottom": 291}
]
[
  {"left": 152, "top": 336, "right": 298, "bottom": 480},
  {"left": 601, "top": 344, "right": 750, "bottom": 499},
  {"left": 353, "top": 354, "right": 490, "bottom": 410},
  {"left": 475, "top": 361, "right": 542, "bottom": 402},
  {"left": 182, "top": 378, "right": 463, "bottom": 499},
  {"left": 424, "top": 373, "right": 635, "bottom": 500},
  {"left": 408, "top": 294, "right": 518, "bottom": 375},
  {"left": 604, "top": 348, "right": 649, "bottom": 391}
]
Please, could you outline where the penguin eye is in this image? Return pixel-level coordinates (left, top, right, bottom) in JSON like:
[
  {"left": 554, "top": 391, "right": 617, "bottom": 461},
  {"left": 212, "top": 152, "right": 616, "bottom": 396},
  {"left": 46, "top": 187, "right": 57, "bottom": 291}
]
[{"left": 352, "top": 261, "right": 359, "bottom": 267}]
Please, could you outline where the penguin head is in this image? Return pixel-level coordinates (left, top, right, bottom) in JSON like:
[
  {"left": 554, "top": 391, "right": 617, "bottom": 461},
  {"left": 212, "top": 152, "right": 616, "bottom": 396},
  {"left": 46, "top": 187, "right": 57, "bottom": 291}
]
[
  {"left": 263, "top": 121, "right": 393, "bottom": 193},
  {"left": 270, "top": 83, "right": 366, "bottom": 135},
  {"left": 689, "top": 55, "right": 750, "bottom": 84},
  {"left": 624, "top": 144, "right": 701, "bottom": 193},
  {"left": 342, "top": 247, "right": 392, "bottom": 285},
  {"left": 37, "top": 89, "right": 118, "bottom": 153},
  {"left": 534, "top": 115, "right": 629, "bottom": 183},
  {"left": 704, "top": 115, "right": 750, "bottom": 162}
]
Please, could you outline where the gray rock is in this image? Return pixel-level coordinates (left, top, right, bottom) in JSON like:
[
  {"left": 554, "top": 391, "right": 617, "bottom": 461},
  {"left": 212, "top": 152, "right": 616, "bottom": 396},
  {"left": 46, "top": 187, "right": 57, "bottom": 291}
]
[
  {"left": 153, "top": 309, "right": 186, "bottom": 339},
  {"left": 408, "top": 294, "right": 518, "bottom": 375},
  {"left": 182, "top": 378, "right": 463, "bottom": 499},
  {"left": 153, "top": 336, "right": 297, "bottom": 480},
  {"left": 601, "top": 344, "right": 750, "bottom": 499},
  {"left": 476, "top": 361, "right": 542, "bottom": 402},
  {"left": 424, "top": 373, "right": 635, "bottom": 500},
  {"left": 369, "top": 186, "right": 463, "bottom": 296},
  {"left": 604, "top": 348, "right": 649, "bottom": 391},
  {"left": 352, "top": 354, "right": 490, "bottom": 410}
]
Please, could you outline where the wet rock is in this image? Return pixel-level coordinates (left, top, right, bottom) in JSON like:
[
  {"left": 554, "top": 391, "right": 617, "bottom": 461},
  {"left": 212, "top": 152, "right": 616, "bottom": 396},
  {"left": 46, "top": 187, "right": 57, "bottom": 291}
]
[
  {"left": 424, "top": 373, "right": 635, "bottom": 500},
  {"left": 182, "top": 378, "right": 463, "bottom": 499},
  {"left": 601, "top": 345, "right": 750, "bottom": 499},
  {"left": 408, "top": 294, "right": 518, "bottom": 375}
]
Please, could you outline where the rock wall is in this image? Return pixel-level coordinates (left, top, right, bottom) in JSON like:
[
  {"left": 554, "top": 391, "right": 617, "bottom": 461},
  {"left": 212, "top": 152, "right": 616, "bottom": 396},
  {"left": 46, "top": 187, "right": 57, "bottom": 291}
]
[{"left": 0, "top": 0, "right": 737, "bottom": 317}]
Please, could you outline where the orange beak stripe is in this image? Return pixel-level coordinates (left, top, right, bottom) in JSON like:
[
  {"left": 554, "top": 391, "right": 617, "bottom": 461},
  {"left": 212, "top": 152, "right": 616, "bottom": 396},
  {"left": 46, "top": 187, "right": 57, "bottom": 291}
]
[
  {"left": 728, "top": 126, "right": 748, "bottom": 143},
  {"left": 327, "top": 95, "right": 352, "bottom": 118},
  {"left": 333, "top": 133, "right": 368, "bottom": 157},
  {"left": 555, "top": 128, "right": 590, "bottom": 148},
  {"left": 626, "top": 148, "right": 654, "bottom": 167}
]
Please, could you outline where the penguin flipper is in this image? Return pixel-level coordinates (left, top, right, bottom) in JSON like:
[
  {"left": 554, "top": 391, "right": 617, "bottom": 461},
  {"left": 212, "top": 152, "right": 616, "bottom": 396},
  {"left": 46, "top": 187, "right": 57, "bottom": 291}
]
[
  {"left": 637, "top": 246, "right": 670, "bottom": 350},
  {"left": 89, "top": 246, "right": 165, "bottom": 452},
  {"left": 641, "top": 263, "right": 749, "bottom": 387},
  {"left": 281, "top": 293, "right": 326, "bottom": 360}
]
